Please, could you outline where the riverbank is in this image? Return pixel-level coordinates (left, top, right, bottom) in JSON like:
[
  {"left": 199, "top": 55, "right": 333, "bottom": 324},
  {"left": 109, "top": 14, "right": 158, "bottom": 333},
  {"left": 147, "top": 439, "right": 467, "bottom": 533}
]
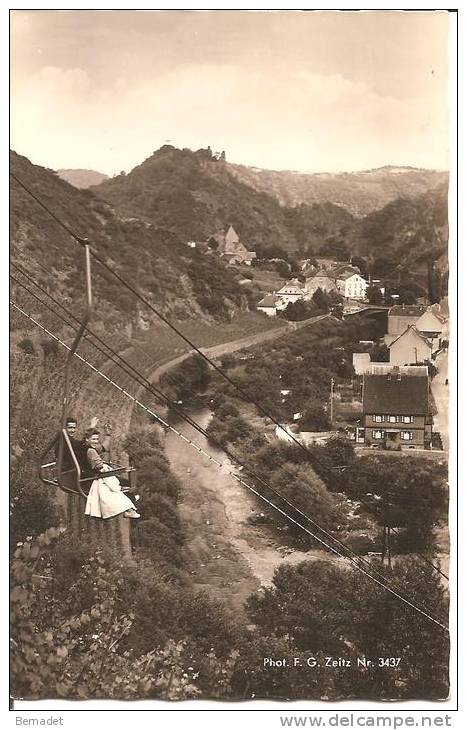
[{"left": 164, "top": 409, "right": 341, "bottom": 616}]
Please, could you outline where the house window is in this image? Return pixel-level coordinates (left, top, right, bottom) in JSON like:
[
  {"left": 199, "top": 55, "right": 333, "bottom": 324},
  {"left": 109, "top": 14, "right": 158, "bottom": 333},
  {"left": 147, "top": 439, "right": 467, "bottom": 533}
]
[
  {"left": 373, "top": 415, "right": 384, "bottom": 422},
  {"left": 401, "top": 431, "right": 413, "bottom": 441},
  {"left": 402, "top": 416, "right": 414, "bottom": 424},
  {"left": 372, "top": 430, "right": 384, "bottom": 440},
  {"left": 386, "top": 415, "right": 397, "bottom": 423}
]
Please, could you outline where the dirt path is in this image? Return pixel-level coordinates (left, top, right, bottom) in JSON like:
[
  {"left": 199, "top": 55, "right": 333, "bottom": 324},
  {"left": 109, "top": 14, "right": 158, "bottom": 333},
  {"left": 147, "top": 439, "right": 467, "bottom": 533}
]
[{"left": 164, "top": 409, "right": 341, "bottom": 615}]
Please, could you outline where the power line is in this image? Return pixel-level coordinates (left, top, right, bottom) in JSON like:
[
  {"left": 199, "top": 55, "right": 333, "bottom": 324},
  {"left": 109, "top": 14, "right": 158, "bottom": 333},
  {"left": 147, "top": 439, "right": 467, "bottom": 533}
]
[{"left": 10, "top": 294, "right": 449, "bottom": 633}]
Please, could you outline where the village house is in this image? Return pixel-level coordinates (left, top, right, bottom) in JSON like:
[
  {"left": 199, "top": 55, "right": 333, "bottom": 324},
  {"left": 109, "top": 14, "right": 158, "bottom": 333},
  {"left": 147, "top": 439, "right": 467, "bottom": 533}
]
[
  {"left": 358, "top": 368, "right": 432, "bottom": 449},
  {"left": 385, "top": 304, "right": 426, "bottom": 345},
  {"left": 304, "top": 273, "right": 337, "bottom": 297},
  {"left": 352, "top": 352, "right": 371, "bottom": 375},
  {"left": 415, "top": 309, "right": 446, "bottom": 350},
  {"left": 388, "top": 325, "right": 433, "bottom": 366},
  {"left": 335, "top": 271, "right": 368, "bottom": 300},
  {"left": 257, "top": 293, "right": 280, "bottom": 316},
  {"left": 212, "top": 225, "right": 256, "bottom": 265},
  {"left": 275, "top": 279, "right": 306, "bottom": 307}
]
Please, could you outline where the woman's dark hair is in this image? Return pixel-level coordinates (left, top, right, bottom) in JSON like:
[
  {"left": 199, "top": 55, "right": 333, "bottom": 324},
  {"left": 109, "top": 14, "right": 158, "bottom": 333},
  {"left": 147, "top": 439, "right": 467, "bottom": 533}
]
[{"left": 84, "top": 427, "right": 100, "bottom": 440}]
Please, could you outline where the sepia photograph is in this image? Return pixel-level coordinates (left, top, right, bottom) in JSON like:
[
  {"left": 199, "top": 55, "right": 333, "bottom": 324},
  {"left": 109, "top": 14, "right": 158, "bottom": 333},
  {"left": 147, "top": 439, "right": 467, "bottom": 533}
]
[{"left": 9, "top": 7, "right": 456, "bottom": 711}]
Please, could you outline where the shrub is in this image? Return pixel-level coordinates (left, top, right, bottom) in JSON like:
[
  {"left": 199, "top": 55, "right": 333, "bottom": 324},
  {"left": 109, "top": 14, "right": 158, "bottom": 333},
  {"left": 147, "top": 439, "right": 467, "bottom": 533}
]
[{"left": 18, "top": 337, "right": 35, "bottom": 355}]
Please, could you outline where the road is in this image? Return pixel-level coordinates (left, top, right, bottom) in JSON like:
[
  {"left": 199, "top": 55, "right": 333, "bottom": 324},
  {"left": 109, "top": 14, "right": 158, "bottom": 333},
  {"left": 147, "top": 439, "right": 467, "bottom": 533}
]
[
  {"left": 137, "top": 313, "right": 329, "bottom": 394},
  {"left": 431, "top": 350, "right": 449, "bottom": 453}
]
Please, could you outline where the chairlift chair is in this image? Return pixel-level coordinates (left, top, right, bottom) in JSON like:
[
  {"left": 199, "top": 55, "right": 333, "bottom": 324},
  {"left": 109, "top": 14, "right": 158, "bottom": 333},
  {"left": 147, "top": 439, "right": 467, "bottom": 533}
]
[{"left": 39, "top": 240, "right": 137, "bottom": 501}]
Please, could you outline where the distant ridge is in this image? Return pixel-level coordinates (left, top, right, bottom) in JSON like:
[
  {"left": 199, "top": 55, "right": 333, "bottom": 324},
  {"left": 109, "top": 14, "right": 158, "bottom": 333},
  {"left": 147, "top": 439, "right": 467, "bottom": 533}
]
[
  {"left": 228, "top": 163, "right": 448, "bottom": 217},
  {"left": 57, "top": 168, "right": 109, "bottom": 189}
]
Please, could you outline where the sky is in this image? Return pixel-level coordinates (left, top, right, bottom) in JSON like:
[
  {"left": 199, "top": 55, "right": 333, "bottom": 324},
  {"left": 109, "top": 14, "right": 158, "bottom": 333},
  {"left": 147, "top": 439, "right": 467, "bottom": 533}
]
[{"left": 10, "top": 9, "right": 451, "bottom": 175}]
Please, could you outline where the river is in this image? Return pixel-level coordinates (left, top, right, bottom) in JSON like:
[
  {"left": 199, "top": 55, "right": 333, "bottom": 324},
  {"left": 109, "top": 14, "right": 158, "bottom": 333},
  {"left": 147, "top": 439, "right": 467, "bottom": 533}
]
[{"left": 164, "top": 408, "right": 339, "bottom": 614}]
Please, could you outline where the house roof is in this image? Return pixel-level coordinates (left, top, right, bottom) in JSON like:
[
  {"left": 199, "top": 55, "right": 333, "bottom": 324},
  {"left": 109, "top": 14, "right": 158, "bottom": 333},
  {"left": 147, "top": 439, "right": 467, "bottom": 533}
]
[
  {"left": 388, "top": 325, "right": 432, "bottom": 349},
  {"left": 388, "top": 304, "right": 426, "bottom": 317},
  {"left": 332, "top": 265, "right": 360, "bottom": 279},
  {"left": 277, "top": 284, "right": 303, "bottom": 295},
  {"left": 337, "top": 271, "right": 366, "bottom": 281},
  {"left": 363, "top": 373, "right": 430, "bottom": 415},
  {"left": 305, "top": 274, "right": 336, "bottom": 286},
  {"left": 416, "top": 310, "right": 445, "bottom": 332},
  {"left": 257, "top": 294, "right": 279, "bottom": 307}
]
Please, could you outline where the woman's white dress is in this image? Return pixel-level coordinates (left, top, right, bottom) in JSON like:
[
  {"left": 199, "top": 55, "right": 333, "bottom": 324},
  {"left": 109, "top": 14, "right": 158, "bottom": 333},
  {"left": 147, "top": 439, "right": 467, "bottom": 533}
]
[{"left": 85, "top": 464, "right": 135, "bottom": 519}]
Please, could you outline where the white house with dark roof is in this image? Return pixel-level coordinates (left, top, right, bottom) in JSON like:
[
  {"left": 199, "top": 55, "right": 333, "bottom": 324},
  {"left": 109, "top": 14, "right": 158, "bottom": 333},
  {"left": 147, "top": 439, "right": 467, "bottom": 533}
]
[{"left": 335, "top": 271, "right": 368, "bottom": 300}]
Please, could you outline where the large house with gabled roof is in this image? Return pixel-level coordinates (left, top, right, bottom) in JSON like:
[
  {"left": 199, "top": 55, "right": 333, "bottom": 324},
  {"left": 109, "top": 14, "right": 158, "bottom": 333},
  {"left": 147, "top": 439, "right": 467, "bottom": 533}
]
[
  {"left": 388, "top": 325, "right": 433, "bottom": 366},
  {"left": 361, "top": 368, "right": 432, "bottom": 449},
  {"left": 385, "top": 304, "right": 427, "bottom": 344}
]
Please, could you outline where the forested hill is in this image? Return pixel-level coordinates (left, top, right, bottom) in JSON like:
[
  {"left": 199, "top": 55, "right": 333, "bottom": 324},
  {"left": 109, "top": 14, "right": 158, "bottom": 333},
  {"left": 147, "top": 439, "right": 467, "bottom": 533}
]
[
  {"left": 228, "top": 163, "right": 449, "bottom": 217},
  {"left": 92, "top": 145, "right": 354, "bottom": 252},
  {"left": 352, "top": 182, "right": 449, "bottom": 271},
  {"left": 10, "top": 150, "right": 254, "bottom": 325}
]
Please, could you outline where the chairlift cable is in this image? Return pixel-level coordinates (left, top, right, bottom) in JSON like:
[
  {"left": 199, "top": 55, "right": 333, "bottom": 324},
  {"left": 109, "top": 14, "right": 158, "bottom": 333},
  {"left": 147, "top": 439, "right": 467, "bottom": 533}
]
[
  {"left": 12, "top": 266, "right": 436, "bottom": 604},
  {"left": 10, "top": 172, "right": 338, "bottom": 463},
  {"left": 10, "top": 177, "right": 447, "bottom": 618},
  {"left": 10, "top": 297, "right": 449, "bottom": 633}
]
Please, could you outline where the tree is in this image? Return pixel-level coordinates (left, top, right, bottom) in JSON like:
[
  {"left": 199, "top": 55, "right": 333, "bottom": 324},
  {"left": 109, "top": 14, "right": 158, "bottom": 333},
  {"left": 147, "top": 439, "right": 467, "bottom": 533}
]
[
  {"left": 246, "top": 559, "right": 449, "bottom": 699},
  {"left": 281, "top": 299, "right": 319, "bottom": 321},
  {"left": 397, "top": 287, "right": 418, "bottom": 305},
  {"left": 351, "top": 256, "right": 369, "bottom": 278},
  {"left": 367, "top": 285, "right": 384, "bottom": 305},
  {"left": 269, "top": 463, "right": 342, "bottom": 536},
  {"left": 299, "top": 400, "right": 331, "bottom": 431},
  {"left": 10, "top": 528, "right": 193, "bottom": 700},
  {"left": 312, "top": 287, "right": 331, "bottom": 312}
]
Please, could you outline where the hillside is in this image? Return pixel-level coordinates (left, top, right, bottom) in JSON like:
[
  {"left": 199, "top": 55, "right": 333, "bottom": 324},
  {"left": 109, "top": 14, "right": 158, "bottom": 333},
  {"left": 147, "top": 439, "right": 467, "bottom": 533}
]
[
  {"left": 57, "top": 168, "right": 109, "bottom": 188},
  {"left": 93, "top": 145, "right": 354, "bottom": 252},
  {"left": 10, "top": 151, "right": 256, "bottom": 326},
  {"left": 228, "top": 163, "right": 449, "bottom": 217},
  {"left": 353, "top": 183, "right": 449, "bottom": 270}
]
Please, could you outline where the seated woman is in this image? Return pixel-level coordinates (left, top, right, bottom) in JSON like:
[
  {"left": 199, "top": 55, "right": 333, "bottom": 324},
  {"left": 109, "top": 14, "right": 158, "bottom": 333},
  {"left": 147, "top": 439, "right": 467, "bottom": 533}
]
[{"left": 83, "top": 428, "right": 140, "bottom": 520}]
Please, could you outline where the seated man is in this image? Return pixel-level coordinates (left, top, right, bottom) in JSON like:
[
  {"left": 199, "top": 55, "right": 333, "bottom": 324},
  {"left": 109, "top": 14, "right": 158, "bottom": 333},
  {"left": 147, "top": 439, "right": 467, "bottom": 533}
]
[{"left": 53, "top": 416, "right": 90, "bottom": 490}]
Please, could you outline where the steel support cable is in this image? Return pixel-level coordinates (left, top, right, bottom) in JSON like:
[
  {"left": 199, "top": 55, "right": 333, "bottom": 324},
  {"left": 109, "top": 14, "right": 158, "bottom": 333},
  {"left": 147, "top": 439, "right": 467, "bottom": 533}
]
[
  {"left": 10, "top": 181, "right": 449, "bottom": 618},
  {"left": 12, "top": 271, "right": 368, "bottom": 560},
  {"left": 11, "top": 267, "right": 449, "bottom": 619},
  {"left": 12, "top": 267, "right": 434, "bottom": 603},
  {"left": 10, "top": 172, "right": 332, "bottom": 463},
  {"left": 10, "top": 298, "right": 449, "bottom": 633}
]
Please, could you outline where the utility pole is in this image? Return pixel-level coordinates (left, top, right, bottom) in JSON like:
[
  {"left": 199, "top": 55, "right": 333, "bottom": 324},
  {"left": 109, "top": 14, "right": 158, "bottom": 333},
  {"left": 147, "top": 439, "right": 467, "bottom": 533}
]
[
  {"left": 381, "top": 526, "right": 392, "bottom": 568},
  {"left": 381, "top": 491, "right": 392, "bottom": 567},
  {"left": 330, "top": 377, "right": 334, "bottom": 425}
]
